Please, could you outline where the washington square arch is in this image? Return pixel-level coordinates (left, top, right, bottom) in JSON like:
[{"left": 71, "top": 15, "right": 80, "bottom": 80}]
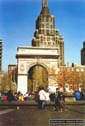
[{"left": 16, "top": 0, "right": 64, "bottom": 94}]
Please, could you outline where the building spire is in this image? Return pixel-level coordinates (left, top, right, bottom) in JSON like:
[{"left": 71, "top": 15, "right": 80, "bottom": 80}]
[{"left": 42, "top": 0, "right": 47, "bottom": 8}]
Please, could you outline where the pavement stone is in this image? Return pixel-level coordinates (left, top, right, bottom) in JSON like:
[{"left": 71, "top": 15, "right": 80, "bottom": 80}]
[{"left": 0, "top": 103, "right": 84, "bottom": 126}]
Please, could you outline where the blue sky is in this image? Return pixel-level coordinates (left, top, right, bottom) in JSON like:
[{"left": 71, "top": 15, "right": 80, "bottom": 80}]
[{"left": 0, "top": 0, "right": 85, "bottom": 71}]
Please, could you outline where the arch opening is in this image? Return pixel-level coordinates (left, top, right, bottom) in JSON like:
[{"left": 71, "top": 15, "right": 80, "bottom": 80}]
[{"left": 28, "top": 64, "right": 48, "bottom": 92}]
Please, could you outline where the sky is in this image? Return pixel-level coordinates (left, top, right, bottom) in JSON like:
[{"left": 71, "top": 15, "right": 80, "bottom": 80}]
[{"left": 0, "top": 0, "right": 85, "bottom": 71}]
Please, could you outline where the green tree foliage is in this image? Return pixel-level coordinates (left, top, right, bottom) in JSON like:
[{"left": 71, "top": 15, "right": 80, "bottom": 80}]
[
  {"left": 1, "top": 72, "right": 17, "bottom": 92},
  {"left": 1, "top": 72, "right": 11, "bottom": 92}
]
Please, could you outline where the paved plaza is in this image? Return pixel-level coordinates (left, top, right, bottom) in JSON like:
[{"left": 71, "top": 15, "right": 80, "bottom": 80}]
[{"left": 0, "top": 103, "right": 84, "bottom": 126}]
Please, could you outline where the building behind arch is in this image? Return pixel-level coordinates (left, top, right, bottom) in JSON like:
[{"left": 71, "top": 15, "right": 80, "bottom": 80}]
[
  {"left": 81, "top": 41, "right": 85, "bottom": 65},
  {"left": 16, "top": 0, "right": 64, "bottom": 94}
]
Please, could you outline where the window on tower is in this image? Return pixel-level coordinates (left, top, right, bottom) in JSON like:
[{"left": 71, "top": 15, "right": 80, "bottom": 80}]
[
  {"left": 46, "top": 17, "right": 49, "bottom": 22},
  {"left": 46, "top": 23, "right": 49, "bottom": 28}
]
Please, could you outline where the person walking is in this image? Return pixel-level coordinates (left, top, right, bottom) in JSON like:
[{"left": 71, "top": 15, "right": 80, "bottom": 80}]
[
  {"left": 58, "top": 91, "right": 65, "bottom": 112},
  {"left": 54, "top": 88, "right": 60, "bottom": 111},
  {"left": 54, "top": 88, "right": 65, "bottom": 112},
  {"left": 38, "top": 86, "right": 46, "bottom": 109}
]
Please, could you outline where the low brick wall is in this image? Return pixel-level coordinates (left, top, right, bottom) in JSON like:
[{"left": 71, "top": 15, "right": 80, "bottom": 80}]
[{"left": 65, "top": 97, "right": 76, "bottom": 102}]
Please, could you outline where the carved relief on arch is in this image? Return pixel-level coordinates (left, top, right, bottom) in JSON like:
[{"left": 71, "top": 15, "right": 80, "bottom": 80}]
[{"left": 19, "top": 63, "right": 25, "bottom": 73}]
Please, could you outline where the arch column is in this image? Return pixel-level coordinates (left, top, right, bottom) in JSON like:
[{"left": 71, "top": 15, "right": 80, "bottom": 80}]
[{"left": 17, "top": 74, "right": 28, "bottom": 94}]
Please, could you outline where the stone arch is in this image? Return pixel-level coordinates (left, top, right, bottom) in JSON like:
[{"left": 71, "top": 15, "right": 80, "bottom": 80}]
[{"left": 27, "top": 63, "right": 48, "bottom": 92}]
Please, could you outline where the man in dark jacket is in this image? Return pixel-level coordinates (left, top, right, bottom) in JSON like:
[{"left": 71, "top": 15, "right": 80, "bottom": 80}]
[
  {"left": 7, "top": 90, "right": 14, "bottom": 102},
  {"left": 54, "top": 88, "right": 65, "bottom": 112}
]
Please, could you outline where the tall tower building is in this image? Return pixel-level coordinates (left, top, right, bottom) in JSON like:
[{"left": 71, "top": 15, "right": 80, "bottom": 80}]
[
  {"left": 81, "top": 41, "right": 85, "bottom": 65},
  {"left": 32, "top": 0, "right": 64, "bottom": 66},
  {"left": 0, "top": 39, "right": 2, "bottom": 71},
  {"left": 16, "top": 0, "right": 64, "bottom": 93}
]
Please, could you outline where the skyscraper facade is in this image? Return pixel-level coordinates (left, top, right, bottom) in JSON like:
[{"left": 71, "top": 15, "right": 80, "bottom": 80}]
[
  {"left": 32, "top": 0, "right": 64, "bottom": 66},
  {"left": 0, "top": 39, "right": 2, "bottom": 71},
  {"left": 81, "top": 41, "right": 85, "bottom": 65}
]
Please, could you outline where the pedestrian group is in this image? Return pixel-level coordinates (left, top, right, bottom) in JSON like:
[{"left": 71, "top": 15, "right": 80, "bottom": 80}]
[{"left": 37, "top": 86, "right": 65, "bottom": 112}]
